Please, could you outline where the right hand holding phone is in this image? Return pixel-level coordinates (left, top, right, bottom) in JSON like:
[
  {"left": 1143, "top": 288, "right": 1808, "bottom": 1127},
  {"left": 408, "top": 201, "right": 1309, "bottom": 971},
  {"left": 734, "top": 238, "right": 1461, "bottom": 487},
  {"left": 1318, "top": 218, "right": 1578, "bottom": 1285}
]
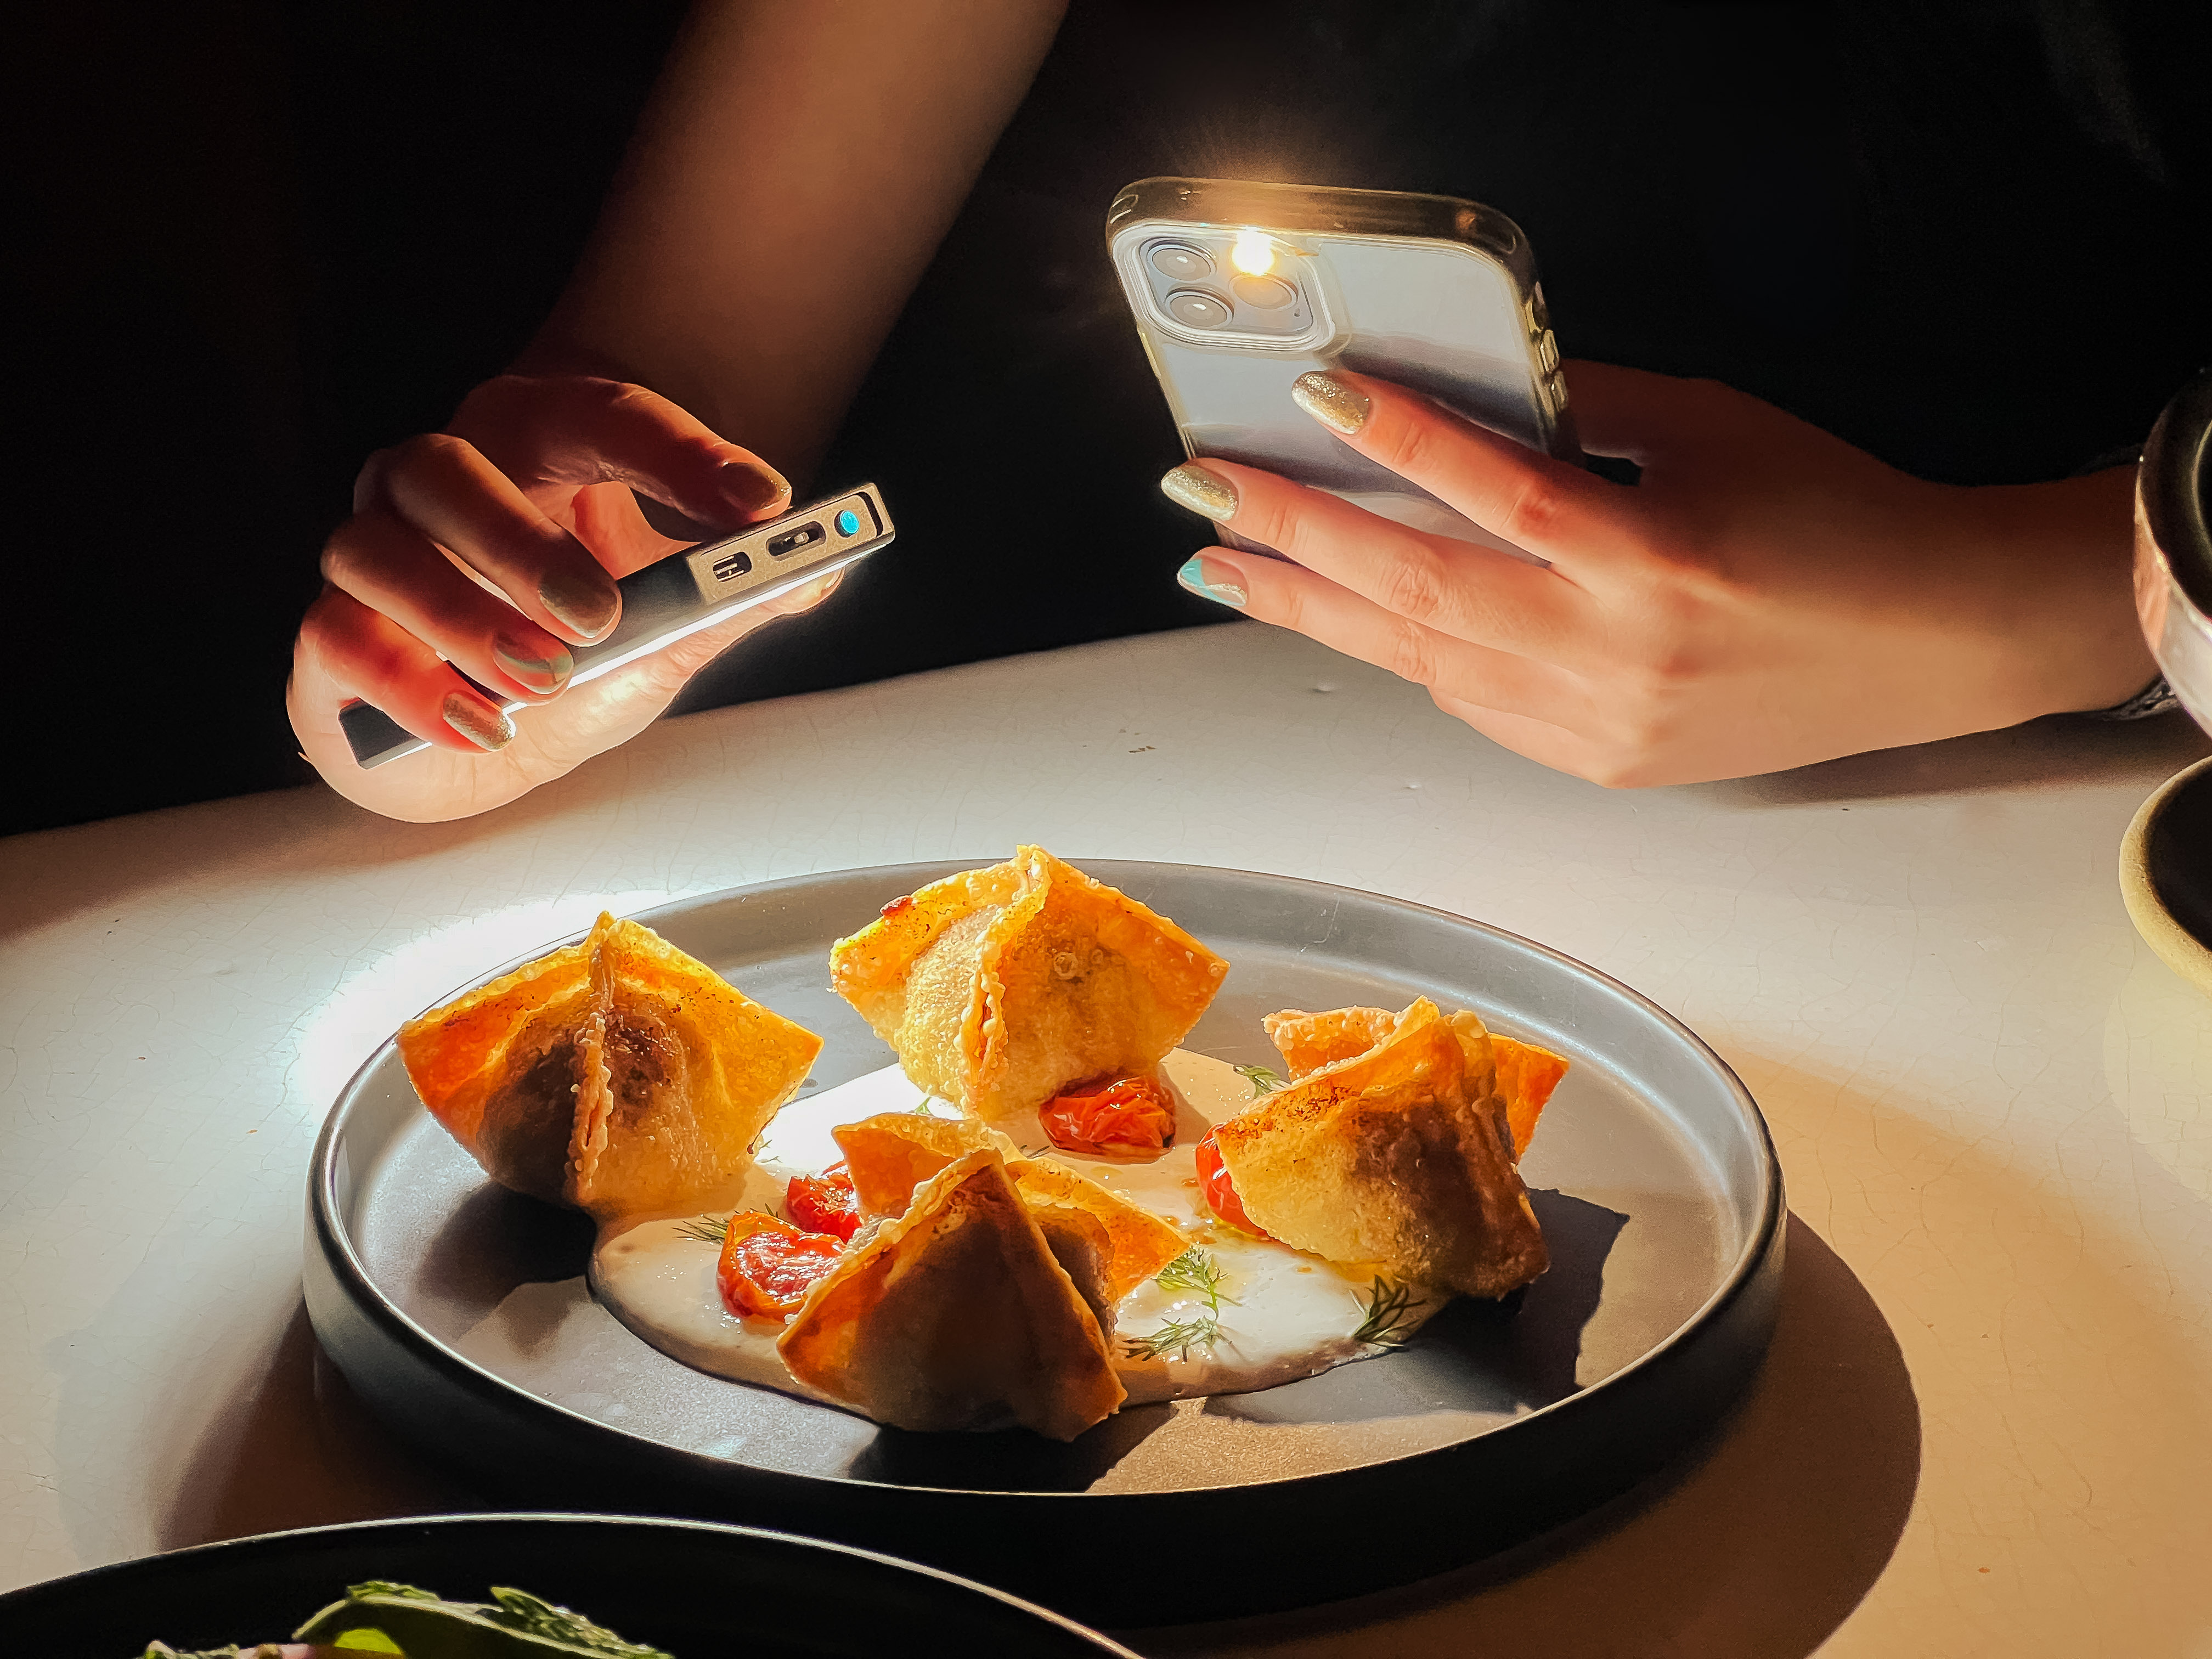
[
  {"left": 289, "top": 375, "right": 837, "bottom": 821},
  {"left": 1164, "top": 365, "right": 2152, "bottom": 786}
]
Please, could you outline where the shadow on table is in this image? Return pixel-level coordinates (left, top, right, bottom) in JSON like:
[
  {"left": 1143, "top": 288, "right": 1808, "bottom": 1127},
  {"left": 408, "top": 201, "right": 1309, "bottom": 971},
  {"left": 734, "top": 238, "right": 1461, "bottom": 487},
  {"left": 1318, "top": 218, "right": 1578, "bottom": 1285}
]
[
  {"left": 1128, "top": 1214, "right": 1919, "bottom": 1659},
  {"left": 1694, "top": 708, "right": 2208, "bottom": 808},
  {"left": 158, "top": 1301, "right": 477, "bottom": 1551}
]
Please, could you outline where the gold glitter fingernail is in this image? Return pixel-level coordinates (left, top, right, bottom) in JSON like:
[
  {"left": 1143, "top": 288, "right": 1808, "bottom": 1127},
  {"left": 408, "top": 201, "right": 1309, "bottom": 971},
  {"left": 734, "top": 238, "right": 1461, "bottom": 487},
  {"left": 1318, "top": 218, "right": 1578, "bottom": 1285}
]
[
  {"left": 539, "top": 566, "right": 621, "bottom": 640},
  {"left": 1160, "top": 463, "right": 1238, "bottom": 521},
  {"left": 443, "top": 691, "right": 515, "bottom": 751},
  {"left": 1291, "top": 370, "right": 1371, "bottom": 435}
]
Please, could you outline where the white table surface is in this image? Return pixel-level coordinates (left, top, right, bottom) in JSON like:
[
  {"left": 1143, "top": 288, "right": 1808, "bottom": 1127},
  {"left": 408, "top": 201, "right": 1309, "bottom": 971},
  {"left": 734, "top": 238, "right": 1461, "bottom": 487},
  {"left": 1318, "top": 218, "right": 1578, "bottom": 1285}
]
[{"left": 4, "top": 622, "right": 2210, "bottom": 1656}]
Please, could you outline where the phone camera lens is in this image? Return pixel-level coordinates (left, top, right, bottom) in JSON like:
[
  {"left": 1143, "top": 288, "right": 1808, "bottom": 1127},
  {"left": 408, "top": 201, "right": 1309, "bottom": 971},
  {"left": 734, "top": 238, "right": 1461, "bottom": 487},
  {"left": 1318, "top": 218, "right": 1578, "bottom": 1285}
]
[
  {"left": 1165, "top": 289, "right": 1233, "bottom": 328},
  {"left": 1148, "top": 242, "right": 1213, "bottom": 281},
  {"left": 1231, "top": 274, "right": 1296, "bottom": 310}
]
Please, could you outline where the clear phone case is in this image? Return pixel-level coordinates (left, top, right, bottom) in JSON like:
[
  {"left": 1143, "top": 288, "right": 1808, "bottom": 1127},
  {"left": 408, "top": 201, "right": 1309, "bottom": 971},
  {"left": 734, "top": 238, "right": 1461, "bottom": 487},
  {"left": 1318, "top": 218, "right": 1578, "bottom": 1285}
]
[{"left": 1108, "top": 177, "right": 1576, "bottom": 552}]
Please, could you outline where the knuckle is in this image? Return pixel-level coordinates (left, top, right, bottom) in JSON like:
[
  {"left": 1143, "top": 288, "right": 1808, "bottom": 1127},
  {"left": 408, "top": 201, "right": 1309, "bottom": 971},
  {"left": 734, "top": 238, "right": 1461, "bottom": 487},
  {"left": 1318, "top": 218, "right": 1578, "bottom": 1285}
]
[
  {"left": 1581, "top": 758, "right": 1646, "bottom": 789},
  {"left": 1497, "top": 475, "right": 1567, "bottom": 549},
  {"left": 598, "top": 379, "right": 661, "bottom": 422},
  {"left": 391, "top": 431, "right": 472, "bottom": 475},
  {"left": 1380, "top": 412, "right": 1448, "bottom": 483},
  {"left": 319, "top": 525, "right": 370, "bottom": 589},
  {"left": 1233, "top": 489, "right": 1295, "bottom": 556},
  {"left": 1376, "top": 546, "right": 1452, "bottom": 625},
  {"left": 1382, "top": 617, "right": 1441, "bottom": 687}
]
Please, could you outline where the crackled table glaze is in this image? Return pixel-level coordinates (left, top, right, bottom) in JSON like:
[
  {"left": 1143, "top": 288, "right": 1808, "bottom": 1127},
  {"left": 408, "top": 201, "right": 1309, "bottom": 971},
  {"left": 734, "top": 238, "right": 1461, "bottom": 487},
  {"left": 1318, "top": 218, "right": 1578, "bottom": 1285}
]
[{"left": 3, "top": 623, "right": 2209, "bottom": 1656}]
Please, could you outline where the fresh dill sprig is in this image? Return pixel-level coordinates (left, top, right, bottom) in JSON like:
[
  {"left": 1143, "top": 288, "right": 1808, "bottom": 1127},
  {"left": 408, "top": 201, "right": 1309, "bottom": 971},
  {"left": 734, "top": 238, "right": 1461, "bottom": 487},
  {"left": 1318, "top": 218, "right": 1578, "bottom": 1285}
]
[
  {"left": 674, "top": 1215, "right": 729, "bottom": 1246},
  {"left": 1232, "top": 1063, "right": 1285, "bottom": 1097},
  {"left": 1124, "top": 1311, "right": 1222, "bottom": 1362},
  {"left": 1154, "top": 1245, "right": 1237, "bottom": 1313},
  {"left": 1351, "top": 1276, "right": 1420, "bottom": 1347}
]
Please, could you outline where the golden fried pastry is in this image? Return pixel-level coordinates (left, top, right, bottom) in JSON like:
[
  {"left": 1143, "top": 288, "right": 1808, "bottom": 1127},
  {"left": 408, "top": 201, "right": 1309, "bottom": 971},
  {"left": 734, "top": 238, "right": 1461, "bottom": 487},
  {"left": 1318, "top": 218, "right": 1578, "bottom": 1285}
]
[
  {"left": 831, "top": 1113, "right": 1019, "bottom": 1216},
  {"left": 998, "top": 1155, "right": 1187, "bottom": 1299},
  {"left": 777, "top": 1149, "right": 1126, "bottom": 1439},
  {"left": 1262, "top": 1004, "right": 1568, "bottom": 1160},
  {"left": 831, "top": 1112, "right": 1186, "bottom": 1299},
  {"left": 828, "top": 847, "right": 1228, "bottom": 1119},
  {"left": 1222, "top": 998, "right": 1548, "bottom": 1299},
  {"left": 398, "top": 913, "right": 820, "bottom": 1220}
]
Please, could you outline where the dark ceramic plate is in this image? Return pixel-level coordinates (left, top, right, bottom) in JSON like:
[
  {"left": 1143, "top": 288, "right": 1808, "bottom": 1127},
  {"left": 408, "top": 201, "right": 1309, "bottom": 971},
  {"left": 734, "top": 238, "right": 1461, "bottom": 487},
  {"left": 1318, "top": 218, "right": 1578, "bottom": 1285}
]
[
  {"left": 0, "top": 1514, "right": 1135, "bottom": 1655},
  {"left": 304, "top": 862, "right": 1784, "bottom": 1625}
]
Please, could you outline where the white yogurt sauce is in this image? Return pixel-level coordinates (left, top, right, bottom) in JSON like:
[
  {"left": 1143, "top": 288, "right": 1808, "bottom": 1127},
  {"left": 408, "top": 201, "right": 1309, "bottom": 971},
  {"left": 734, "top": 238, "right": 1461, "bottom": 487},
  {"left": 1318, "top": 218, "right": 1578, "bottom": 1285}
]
[{"left": 589, "top": 1051, "right": 1446, "bottom": 1418}]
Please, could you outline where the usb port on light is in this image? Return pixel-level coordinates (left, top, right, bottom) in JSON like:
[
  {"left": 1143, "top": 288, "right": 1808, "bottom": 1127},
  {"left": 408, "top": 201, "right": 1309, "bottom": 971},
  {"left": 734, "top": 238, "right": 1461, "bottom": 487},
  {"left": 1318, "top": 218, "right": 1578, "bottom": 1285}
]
[
  {"left": 710, "top": 550, "right": 753, "bottom": 582},
  {"left": 766, "top": 521, "right": 824, "bottom": 558}
]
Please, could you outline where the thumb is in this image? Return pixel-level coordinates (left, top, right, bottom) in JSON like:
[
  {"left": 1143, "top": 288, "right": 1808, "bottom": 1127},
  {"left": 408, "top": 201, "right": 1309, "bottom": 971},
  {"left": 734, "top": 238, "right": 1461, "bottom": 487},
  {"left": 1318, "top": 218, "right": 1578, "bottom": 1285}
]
[{"left": 1561, "top": 360, "right": 1734, "bottom": 468}]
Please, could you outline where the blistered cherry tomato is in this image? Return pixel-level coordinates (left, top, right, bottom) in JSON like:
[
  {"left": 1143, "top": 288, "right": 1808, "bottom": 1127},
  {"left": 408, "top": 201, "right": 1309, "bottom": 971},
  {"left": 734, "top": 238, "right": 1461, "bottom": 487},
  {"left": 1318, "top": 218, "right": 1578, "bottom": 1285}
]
[
  {"left": 787, "top": 1165, "right": 862, "bottom": 1242},
  {"left": 1194, "top": 1130, "right": 1273, "bottom": 1239},
  {"left": 717, "top": 1211, "right": 844, "bottom": 1319},
  {"left": 1040, "top": 1074, "right": 1177, "bottom": 1156}
]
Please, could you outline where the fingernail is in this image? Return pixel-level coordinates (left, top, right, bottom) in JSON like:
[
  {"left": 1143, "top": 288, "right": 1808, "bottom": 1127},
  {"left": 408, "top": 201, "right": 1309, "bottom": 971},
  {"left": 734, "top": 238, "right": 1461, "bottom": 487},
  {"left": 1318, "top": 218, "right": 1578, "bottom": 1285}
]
[
  {"left": 493, "top": 633, "right": 573, "bottom": 693},
  {"left": 1177, "top": 555, "right": 1248, "bottom": 609},
  {"left": 539, "top": 567, "right": 621, "bottom": 640},
  {"left": 720, "top": 458, "right": 788, "bottom": 514},
  {"left": 1161, "top": 463, "right": 1238, "bottom": 521},
  {"left": 1291, "top": 370, "right": 1370, "bottom": 435},
  {"left": 443, "top": 691, "right": 515, "bottom": 751}
]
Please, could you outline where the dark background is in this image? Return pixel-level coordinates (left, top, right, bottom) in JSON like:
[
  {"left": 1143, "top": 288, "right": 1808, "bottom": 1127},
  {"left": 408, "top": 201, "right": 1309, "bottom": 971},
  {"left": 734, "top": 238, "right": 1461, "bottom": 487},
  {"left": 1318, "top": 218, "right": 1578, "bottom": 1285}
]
[{"left": 7, "top": 1, "right": 2207, "bottom": 836}]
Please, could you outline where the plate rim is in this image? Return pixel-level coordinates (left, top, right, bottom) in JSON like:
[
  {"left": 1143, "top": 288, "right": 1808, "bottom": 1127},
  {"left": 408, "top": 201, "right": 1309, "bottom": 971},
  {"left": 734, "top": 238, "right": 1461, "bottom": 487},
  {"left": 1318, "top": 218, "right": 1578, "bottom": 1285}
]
[
  {"left": 0, "top": 1510, "right": 1142, "bottom": 1652},
  {"left": 310, "top": 857, "right": 1785, "bottom": 1502}
]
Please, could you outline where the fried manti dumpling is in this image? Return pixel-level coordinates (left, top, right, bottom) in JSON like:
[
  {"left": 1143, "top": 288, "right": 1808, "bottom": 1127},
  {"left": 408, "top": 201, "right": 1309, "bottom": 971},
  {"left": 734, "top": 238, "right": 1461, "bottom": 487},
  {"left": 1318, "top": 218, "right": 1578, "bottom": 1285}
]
[
  {"left": 1027, "top": 1202, "right": 1118, "bottom": 1334},
  {"left": 398, "top": 913, "right": 821, "bottom": 1220},
  {"left": 777, "top": 1150, "right": 1126, "bottom": 1440},
  {"left": 1222, "top": 998, "right": 1548, "bottom": 1299},
  {"left": 832, "top": 1113, "right": 1186, "bottom": 1297},
  {"left": 1474, "top": 1026, "right": 1568, "bottom": 1159},
  {"left": 1263, "top": 1005, "right": 1568, "bottom": 1160},
  {"left": 833, "top": 1113, "right": 1020, "bottom": 1216},
  {"left": 1001, "top": 1156, "right": 1187, "bottom": 1299},
  {"left": 828, "top": 847, "right": 1228, "bottom": 1120}
]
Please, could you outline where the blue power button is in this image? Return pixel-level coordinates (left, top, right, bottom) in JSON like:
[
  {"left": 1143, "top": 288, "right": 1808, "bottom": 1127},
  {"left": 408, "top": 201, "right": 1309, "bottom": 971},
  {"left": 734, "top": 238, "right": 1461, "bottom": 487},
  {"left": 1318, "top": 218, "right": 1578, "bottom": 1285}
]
[{"left": 835, "top": 509, "right": 861, "bottom": 537}]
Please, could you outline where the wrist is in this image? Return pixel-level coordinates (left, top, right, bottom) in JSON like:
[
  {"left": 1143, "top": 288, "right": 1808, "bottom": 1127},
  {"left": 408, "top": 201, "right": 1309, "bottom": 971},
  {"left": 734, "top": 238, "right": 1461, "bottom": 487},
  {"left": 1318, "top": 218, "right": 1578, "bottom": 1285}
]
[{"left": 1968, "top": 466, "right": 2157, "bottom": 719}]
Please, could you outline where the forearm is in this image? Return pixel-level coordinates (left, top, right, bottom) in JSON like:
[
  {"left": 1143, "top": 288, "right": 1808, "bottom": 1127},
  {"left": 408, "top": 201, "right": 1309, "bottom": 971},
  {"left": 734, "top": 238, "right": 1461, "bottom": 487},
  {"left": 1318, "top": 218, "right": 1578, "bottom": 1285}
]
[{"left": 520, "top": 0, "right": 1066, "bottom": 481}]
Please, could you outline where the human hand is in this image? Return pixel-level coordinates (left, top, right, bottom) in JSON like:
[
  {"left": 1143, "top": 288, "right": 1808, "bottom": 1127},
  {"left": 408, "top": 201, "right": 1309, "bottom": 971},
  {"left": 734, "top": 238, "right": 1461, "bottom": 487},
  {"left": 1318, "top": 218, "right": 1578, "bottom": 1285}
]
[
  {"left": 1162, "top": 364, "right": 2153, "bottom": 786},
  {"left": 289, "top": 375, "right": 843, "bottom": 821}
]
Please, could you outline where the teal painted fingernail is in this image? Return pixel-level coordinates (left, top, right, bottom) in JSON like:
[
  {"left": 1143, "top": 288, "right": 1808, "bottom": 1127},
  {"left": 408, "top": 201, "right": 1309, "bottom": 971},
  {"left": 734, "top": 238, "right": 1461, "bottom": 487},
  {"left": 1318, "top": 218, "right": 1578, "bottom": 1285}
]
[
  {"left": 1291, "top": 370, "right": 1370, "bottom": 435},
  {"left": 1160, "top": 463, "right": 1238, "bottom": 521},
  {"left": 493, "top": 633, "right": 573, "bottom": 693},
  {"left": 1177, "top": 556, "right": 1248, "bottom": 609}
]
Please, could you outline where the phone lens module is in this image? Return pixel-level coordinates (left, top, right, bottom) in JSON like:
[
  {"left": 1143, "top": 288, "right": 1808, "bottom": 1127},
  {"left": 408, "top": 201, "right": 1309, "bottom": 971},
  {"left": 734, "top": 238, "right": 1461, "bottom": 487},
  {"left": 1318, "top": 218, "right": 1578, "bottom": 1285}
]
[
  {"left": 1165, "top": 290, "right": 1233, "bottom": 328},
  {"left": 1231, "top": 274, "right": 1295, "bottom": 310},
  {"left": 1147, "top": 242, "right": 1213, "bottom": 281}
]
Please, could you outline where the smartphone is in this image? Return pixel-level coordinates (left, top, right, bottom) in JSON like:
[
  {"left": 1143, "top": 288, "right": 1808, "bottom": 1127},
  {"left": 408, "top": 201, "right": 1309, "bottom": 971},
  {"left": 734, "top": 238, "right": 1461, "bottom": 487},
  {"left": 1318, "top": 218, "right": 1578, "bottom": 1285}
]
[
  {"left": 1107, "top": 177, "right": 1576, "bottom": 554},
  {"left": 338, "top": 483, "right": 895, "bottom": 769}
]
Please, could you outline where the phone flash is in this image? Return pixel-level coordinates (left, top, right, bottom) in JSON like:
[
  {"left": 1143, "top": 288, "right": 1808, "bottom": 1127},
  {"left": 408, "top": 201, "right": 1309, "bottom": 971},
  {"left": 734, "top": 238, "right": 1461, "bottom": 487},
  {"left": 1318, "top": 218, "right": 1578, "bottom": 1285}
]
[{"left": 1231, "top": 229, "right": 1275, "bottom": 275}]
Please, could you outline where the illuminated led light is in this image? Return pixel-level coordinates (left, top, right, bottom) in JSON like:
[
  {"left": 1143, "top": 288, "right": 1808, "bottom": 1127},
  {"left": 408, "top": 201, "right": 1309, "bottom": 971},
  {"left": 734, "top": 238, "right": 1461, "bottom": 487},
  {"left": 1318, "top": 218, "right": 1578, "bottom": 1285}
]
[{"left": 1231, "top": 230, "right": 1275, "bottom": 276}]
